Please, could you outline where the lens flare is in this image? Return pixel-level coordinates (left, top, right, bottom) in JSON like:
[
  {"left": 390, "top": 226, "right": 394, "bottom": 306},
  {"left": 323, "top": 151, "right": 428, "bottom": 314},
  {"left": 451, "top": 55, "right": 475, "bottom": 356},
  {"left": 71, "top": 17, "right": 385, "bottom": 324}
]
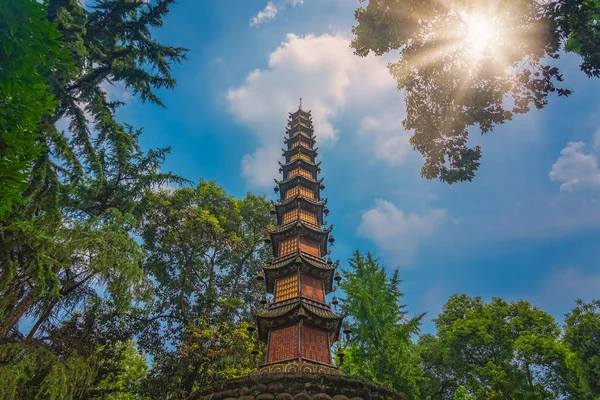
[{"left": 460, "top": 12, "right": 502, "bottom": 60}]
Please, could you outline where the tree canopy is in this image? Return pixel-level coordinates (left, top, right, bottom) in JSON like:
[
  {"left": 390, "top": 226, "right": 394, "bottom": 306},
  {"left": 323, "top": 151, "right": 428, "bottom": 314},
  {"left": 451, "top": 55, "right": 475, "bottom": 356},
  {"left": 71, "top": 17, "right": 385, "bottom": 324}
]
[
  {"left": 340, "top": 251, "right": 425, "bottom": 399},
  {"left": 417, "top": 295, "right": 596, "bottom": 399},
  {"left": 0, "top": 0, "right": 69, "bottom": 217},
  {"left": 338, "top": 256, "right": 598, "bottom": 400},
  {"left": 351, "top": 0, "right": 600, "bottom": 184}
]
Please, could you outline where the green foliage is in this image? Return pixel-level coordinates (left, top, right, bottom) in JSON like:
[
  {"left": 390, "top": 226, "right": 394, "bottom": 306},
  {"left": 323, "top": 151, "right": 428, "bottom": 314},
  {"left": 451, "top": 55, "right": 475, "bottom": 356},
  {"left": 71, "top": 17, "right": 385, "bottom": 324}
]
[
  {"left": 146, "top": 318, "right": 258, "bottom": 399},
  {"left": 351, "top": 0, "right": 599, "bottom": 184},
  {"left": 0, "top": 342, "right": 95, "bottom": 400},
  {"left": 0, "top": 0, "right": 187, "bottom": 398},
  {"left": 423, "top": 295, "right": 593, "bottom": 400},
  {"left": 0, "top": 0, "right": 70, "bottom": 217},
  {"left": 453, "top": 386, "right": 474, "bottom": 400},
  {"left": 87, "top": 340, "right": 149, "bottom": 400},
  {"left": 416, "top": 333, "right": 457, "bottom": 400},
  {"left": 136, "top": 181, "right": 272, "bottom": 398},
  {"left": 564, "top": 299, "right": 600, "bottom": 396},
  {"left": 559, "top": 0, "right": 600, "bottom": 76},
  {"left": 340, "top": 251, "right": 425, "bottom": 399}
]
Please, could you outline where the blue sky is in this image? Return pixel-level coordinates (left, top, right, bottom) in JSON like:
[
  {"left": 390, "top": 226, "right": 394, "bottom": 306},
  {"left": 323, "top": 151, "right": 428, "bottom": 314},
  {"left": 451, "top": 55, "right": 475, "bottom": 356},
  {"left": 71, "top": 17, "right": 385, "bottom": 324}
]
[{"left": 110, "top": 0, "right": 600, "bottom": 332}]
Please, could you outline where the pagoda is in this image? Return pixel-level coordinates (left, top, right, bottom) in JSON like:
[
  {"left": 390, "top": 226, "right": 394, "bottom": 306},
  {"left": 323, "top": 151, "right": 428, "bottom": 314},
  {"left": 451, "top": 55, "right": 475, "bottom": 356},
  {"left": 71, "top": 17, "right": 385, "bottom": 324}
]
[
  {"left": 251, "top": 99, "right": 346, "bottom": 375},
  {"left": 189, "top": 101, "right": 405, "bottom": 400}
]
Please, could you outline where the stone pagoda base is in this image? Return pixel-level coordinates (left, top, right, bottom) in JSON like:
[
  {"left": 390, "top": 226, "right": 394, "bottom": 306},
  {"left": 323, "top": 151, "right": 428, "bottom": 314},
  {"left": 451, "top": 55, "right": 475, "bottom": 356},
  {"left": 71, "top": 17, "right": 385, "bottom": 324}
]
[{"left": 187, "top": 373, "right": 405, "bottom": 400}]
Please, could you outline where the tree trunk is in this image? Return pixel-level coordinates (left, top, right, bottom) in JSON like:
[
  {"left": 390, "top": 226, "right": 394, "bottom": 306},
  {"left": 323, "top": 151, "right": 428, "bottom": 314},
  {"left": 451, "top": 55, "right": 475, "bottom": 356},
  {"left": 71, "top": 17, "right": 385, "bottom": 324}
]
[
  {"left": 0, "top": 288, "right": 40, "bottom": 340},
  {"left": 26, "top": 298, "right": 59, "bottom": 340}
]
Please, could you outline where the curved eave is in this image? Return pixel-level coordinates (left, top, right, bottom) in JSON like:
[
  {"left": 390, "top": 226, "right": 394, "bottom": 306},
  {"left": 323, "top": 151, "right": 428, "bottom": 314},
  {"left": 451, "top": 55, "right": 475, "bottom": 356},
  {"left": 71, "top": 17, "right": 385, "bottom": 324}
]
[
  {"left": 254, "top": 299, "right": 344, "bottom": 342},
  {"left": 272, "top": 197, "right": 327, "bottom": 209},
  {"left": 269, "top": 220, "right": 333, "bottom": 236},
  {"left": 265, "top": 251, "right": 335, "bottom": 271},
  {"left": 262, "top": 252, "right": 338, "bottom": 294},
  {"left": 280, "top": 161, "right": 321, "bottom": 181},
  {"left": 272, "top": 198, "right": 327, "bottom": 226},
  {"left": 268, "top": 232, "right": 331, "bottom": 260},
  {"left": 289, "top": 109, "right": 312, "bottom": 119},
  {"left": 286, "top": 125, "right": 314, "bottom": 136},
  {"left": 275, "top": 175, "right": 324, "bottom": 188},
  {"left": 287, "top": 120, "right": 314, "bottom": 130},
  {"left": 282, "top": 146, "right": 319, "bottom": 157},
  {"left": 287, "top": 131, "right": 314, "bottom": 142},
  {"left": 287, "top": 134, "right": 316, "bottom": 147},
  {"left": 279, "top": 159, "right": 321, "bottom": 170}
]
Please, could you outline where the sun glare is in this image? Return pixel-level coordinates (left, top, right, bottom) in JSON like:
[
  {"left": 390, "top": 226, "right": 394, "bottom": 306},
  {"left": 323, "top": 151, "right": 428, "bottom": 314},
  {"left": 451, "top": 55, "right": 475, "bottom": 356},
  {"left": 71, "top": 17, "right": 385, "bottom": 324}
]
[{"left": 460, "top": 12, "right": 501, "bottom": 60}]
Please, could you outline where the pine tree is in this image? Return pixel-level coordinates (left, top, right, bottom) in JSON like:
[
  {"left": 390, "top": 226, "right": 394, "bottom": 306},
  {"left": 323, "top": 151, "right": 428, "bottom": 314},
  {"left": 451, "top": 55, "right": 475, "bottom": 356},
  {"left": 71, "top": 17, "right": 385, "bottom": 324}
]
[{"left": 339, "top": 251, "right": 425, "bottom": 400}]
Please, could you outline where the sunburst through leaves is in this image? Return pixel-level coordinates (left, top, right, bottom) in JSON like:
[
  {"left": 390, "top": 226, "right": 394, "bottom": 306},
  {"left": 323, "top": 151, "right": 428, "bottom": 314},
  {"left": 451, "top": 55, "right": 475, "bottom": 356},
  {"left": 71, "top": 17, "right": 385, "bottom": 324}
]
[{"left": 351, "top": 0, "right": 593, "bottom": 183}]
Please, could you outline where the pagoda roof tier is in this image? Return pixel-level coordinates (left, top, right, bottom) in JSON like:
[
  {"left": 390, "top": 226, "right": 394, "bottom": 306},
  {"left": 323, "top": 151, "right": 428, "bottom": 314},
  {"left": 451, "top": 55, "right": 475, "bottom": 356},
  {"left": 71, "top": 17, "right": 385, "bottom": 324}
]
[
  {"left": 254, "top": 298, "right": 344, "bottom": 343},
  {"left": 283, "top": 135, "right": 316, "bottom": 150},
  {"left": 268, "top": 219, "right": 332, "bottom": 239},
  {"left": 287, "top": 119, "right": 313, "bottom": 130},
  {"left": 273, "top": 196, "right": 327, "bottom": 209},
  {"left": 289, "top": 108, "right": 312, "bottom": 120},
  {"left": 275, "top": 175, "right": 323, "bottom": 188},
  {"left": 280, "top": 158, "right": 321, "bottom": 169},
  {"left": 286, "top": 131, "right": 314, "bottom": 144},
  {"left": 267, "top": 221, "right": 333, "bottom": 258},
  {"left": 282, "top": 146, "right": 318, "bottom": 160},
  {"left": 276, "top": 176, "right": 324, "bottom": 202},
  {"left": 271, "top": 197, "right": 327, "bottom": 226},
  {"left": 279, "top": 159, "right": 321, "bottom": 178},
  {"left": 262, "top": 251, "right": 338, "bottom": 295},
  {"left": 286, "top": 134, "right": 315, "bottom": 150},
  {"left": 268, "top": 219, "right": 332, "bottom": 236},
  {"left": 286, "top": 123, "right": 314, "bottom": 136}
]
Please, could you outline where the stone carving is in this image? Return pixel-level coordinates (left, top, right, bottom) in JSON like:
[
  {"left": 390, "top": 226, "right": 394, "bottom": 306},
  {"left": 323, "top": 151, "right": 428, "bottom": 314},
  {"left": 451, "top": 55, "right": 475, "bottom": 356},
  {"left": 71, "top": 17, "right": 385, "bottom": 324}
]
[{"left": 187, "top": 372, "right": 405, "bottom": 400}]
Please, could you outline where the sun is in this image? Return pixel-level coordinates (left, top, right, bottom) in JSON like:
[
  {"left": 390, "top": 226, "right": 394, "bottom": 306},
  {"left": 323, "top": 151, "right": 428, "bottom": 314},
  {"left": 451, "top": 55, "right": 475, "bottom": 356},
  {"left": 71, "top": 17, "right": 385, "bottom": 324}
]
[{"left": 459, "top": 12, "right": 503, "bottom": 60}]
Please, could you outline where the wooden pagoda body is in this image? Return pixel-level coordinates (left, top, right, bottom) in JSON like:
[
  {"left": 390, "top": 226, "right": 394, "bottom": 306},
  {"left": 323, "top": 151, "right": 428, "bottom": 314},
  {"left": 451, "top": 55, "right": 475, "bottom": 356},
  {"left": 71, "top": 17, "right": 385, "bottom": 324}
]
[{"left": 253, "top": 102, "right": 345, "bottom": 375}]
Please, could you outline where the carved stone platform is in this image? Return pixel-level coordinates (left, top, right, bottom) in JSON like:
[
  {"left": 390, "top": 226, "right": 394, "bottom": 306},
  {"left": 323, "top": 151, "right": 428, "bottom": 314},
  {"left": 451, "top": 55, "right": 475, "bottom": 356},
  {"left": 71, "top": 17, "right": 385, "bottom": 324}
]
[
  {"left": 187, "top": 372, "right": 405, "bottom": 400},
  {"left": 253, "top": 361, "right": 343, "bottom": 376}
]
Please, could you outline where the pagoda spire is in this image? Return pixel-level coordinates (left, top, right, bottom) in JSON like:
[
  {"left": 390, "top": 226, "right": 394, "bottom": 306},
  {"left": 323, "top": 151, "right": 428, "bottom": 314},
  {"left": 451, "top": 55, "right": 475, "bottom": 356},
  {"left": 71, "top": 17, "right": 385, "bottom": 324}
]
[{"left": 250, "top": 101, "right": 347, "bottom": 375}]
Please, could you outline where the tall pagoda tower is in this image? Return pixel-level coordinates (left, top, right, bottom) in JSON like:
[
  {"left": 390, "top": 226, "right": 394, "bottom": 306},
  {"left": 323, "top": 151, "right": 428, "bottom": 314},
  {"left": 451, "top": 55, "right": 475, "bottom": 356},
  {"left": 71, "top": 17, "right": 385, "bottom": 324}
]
[
  {"left": 190, "top": 102, "right": 405, "bottom": 400},
  {"left": 252, "top": 99, "right": 346, "bottom": 375}
]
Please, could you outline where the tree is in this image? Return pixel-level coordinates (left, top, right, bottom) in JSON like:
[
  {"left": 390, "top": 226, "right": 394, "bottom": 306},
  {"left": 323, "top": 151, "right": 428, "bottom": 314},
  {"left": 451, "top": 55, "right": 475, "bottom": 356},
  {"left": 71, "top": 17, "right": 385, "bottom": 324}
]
[
  {"left": 351, "top": 0, "right": 600, "bottom": 184},
  {"left": 86, "top": 340, "right": 149, "bottom": 400},
  {"left": 0, "top": 1, "right": 186, "bottom": 397},
  {"left": 136, "top": 181, "right": 272, "bottom": 398},
  {"left": 564, "top": 299, "right": 600, "bottom": 397},
  {"left": 430, "top": 295, "right": 592, "bottom": 399},
  {"left": 0, "top": 0, "right": 187, "bottom": 342},
  {"left": 416, "top": 333, "right": 457, "bottom": 400},
  {"left": 339, "top": 251, "right": 425, "bottom": 400},
  {"left": 0, "top": 300, "right": 147, "bottom": 400},
  {"left": 144, "top": 318, "right": 258, "bottom": 399},
  {"left": 0, "top": 0, "right": 70, "bottom": 217}
]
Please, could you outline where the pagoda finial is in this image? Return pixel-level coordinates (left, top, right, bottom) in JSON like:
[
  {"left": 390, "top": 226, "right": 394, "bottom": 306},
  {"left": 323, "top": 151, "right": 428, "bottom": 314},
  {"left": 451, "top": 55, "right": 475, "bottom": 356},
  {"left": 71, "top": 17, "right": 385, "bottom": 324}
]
[{"left": 299, "top": 97, "right": 303, "bottom": 110}]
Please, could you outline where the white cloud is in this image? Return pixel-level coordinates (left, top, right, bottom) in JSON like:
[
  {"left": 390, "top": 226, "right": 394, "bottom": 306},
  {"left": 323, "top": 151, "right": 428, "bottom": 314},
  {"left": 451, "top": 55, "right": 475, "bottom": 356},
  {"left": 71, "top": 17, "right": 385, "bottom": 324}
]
[
  {"left": 357, "top": 199, "right": 448, "bottom": 264},
  {"left": 358, "top": 112, "right": 412, "bottom": 166},
  {"left": 594, "top": 129, "right": 600, "bottom": 151},
  {"left": 250, "top": 2, "right": 279, "bottom": 27},
  {"left": 549, "top": 141, "right": 600, "bottom": 192},
  {"left": 241, "top": 146, "right": 282, "bottom": 189},
  {"left": 227, "top": 33, "right": 396, "bottom": 189},
  {"left": 249, "top": 0, "right": 305, "bottom": 27}
]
